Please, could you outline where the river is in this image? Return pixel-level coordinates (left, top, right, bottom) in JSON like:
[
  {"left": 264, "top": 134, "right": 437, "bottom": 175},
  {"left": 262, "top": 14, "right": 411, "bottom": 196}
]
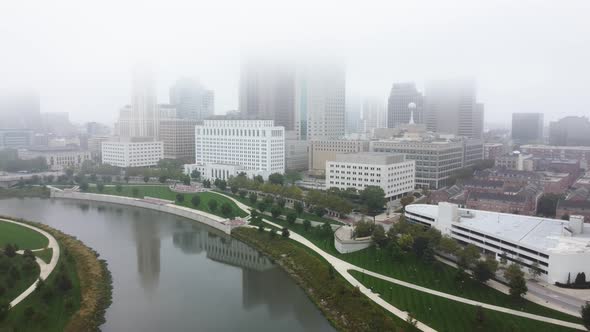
[{"left": 0, "top": 197, "right": 335, "bottom": 332}]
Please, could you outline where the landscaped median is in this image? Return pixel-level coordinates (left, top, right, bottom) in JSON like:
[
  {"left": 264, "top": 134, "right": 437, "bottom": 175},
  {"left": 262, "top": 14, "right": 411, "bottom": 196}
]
[{"left": 0, "top": 216, "right": 112, "bottom": 332}]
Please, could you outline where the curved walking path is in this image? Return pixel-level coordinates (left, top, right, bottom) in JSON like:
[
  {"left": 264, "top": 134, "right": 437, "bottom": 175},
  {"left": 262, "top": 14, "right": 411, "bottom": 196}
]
[{"left": 1, "top": 218, "right": 60, "bottom": 309}]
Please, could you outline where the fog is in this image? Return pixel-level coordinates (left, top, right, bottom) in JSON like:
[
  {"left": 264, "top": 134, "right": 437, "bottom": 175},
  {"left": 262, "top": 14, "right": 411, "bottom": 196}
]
[{"left": 1, "top": 0, "right": 589, "bottom": 126}]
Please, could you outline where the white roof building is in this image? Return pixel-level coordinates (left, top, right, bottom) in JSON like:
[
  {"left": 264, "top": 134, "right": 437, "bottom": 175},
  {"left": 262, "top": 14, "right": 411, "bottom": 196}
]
[{"left": 405, "top": 203, "right": 590, "bottom": 283}]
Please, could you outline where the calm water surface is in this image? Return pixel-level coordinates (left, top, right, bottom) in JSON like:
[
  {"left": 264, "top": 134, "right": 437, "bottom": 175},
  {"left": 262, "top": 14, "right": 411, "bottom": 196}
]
[{"left": 0, "top": 198, "right": 335, "bottom": 332}]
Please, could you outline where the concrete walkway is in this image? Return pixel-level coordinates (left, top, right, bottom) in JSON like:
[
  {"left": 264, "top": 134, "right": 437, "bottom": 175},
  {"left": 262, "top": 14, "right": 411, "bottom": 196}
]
[
  {"left": 1, "top": 218, "right": 60, "bottom": 309},
  {"left": 259, "top": 218, "right": 586, "bottom": 331}
]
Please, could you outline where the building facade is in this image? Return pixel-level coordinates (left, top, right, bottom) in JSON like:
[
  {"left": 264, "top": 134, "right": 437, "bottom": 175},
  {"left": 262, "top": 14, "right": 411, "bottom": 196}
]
[
  {"left": 129, "top": 67, "right": 159, "bottom": 138},
  {"left": 495, "top": 152, "right": 533, "bottom": 171},
  {"left": 549, "top": 116, "right": 590, "bottom": 146},
  {"left": 424, "top": 79, "right": 484, "bottom": 139},
  {"left": 511, "top": 113, "right": 543, "bottom": 144},
  {"left": 159, "top": 119, "right": 198, "bottom": 162},
  {"left": 361, "top": 97, "right": 387, "bottom": 135},
  {"left": 18, "top": 147, "right": 91, "bottom": 171},
  {"left": 483, "top": 143, "right": 505, "bottom": 160},
  {"left": 170, "top": 78, "right": 214, "bottom": 122},
  {"left": 406, "top": 203, "right": 590, "bottom": 283},
  {"left": 285, "top": 131, "right": 309, "bottom": 171},
  {"left": 101, "top": 138, "right": 163, "bottom": 168},
  {"left": 309, "top": 139, "right": 370, "bottom": 175},
  {"left": 387, "top": 82, "right": 424, "bottom": 128},
  {"left": 326, "top": 152, "right": 415, "bottom": 200},
  {"left": 0, "top": 129, "right": 34, "bottom": 149},
  {"left": 520, "top": 144, "right": 590, "bottom": 170},
  {"left": 193, "top": 120, "right": 285, "bottom": 179}
]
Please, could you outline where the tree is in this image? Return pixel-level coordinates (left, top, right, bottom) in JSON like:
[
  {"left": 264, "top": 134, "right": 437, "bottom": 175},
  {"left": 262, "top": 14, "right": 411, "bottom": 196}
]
[
  {"left": 65, "top": 168, "right": 74, "bottom": 178},
  {"left": 202, "top": 179, "right": 211, "bottom": 188},
  {"left": 221, "top": 202, "right": 233, "bottom": 217},
  {"left": 190, "top": 195, "right": 201, "bottom": 207},
  {"left": 412, "top": 236, "right": 430, "bottom": 257},
  {"left": 239, "top": 190, "right": 247, "bottom": 199},
  {"left": 581, "top": 302, "right": 590, "bottom": 331},
  {"left": 277, "top": 197, "right": 286, "bottom": 208},
  {"left": 576, "top": 272, "right": 587, "bottom": 286},
  {"left": 159, "top": 176, "right": 168, "bottom": 184},
  {"left": 268, "top": 173, "right": 284, "bottom": 185},
  {"left": 97, "top": 182, "right": 105, "bottom": 192},
  {"left": 115, "top": 184, "right": 123, "bottom": 192},
  {"left": 372, "top": 224, "right": 388, "bottom": 247},
  {"left": 190, "top": 169, "right": 201, "bottom": 180},
  {"left": 504, "top": 263, "right": 524, "bottom": 283},
  {"left": 143, "top": 176, "right": 150, "bottom": 183},
  {"left": 124, "top": 175, "right": 130, "bottom": 183},
  {"left": 474, "top": 261, "right": 494, "bottom": 283},
  {"left": 271, "top": 205, "right": 283, "bottom": 218},
  {"left": 248, "top": 192, "right": 258, "bottom": 205},
  {"left": 499, "top": 252, "right": 508, "bottom": 266},
  {"left": 208, "top": 199, "right": 218, "bottom": 212},
  {"left": 294, "top": 201, "right": 304, "bottom": 215},
  {"left": 182, "top": 175, "right": 191, "bottom": 185},
  {"left": 537, "top": 193, "right": 563, "bottom": 217},
  {"left": 175, "top": 193, "right": 184, "bottom": 203},
  {"left": 4, "top": 244, "right": 16, "bottom": 257},
  {"left": 529, "top": 262, "right": 542, "bottom": 281},
  {"left": 314, "top": 206, "right": 326, "bottom": 218},
  {"left": 400, "top": 196, "right": 415, "bottom": 209},
  {"left": 281, "top": 227, "right": 290, "bottom": 238},
  {"left": 457, "top": 244, "right": 480, "bottom": 269},
  {"left": 263, "top": 195, "right": 274, "bottom": 205},
  {"left": 354, "top": 220, "right": 374, "bottom": 238},
  {"left": 231, "top": 185, "right": 239, "bottom": 194},
  {"left": 360, "top": 186, "right": 386, "bottom": 220},
  {"left": 508, "top": 274, "right": 528, "bottom": 299},
  {"left": 217, "top": 180, "right": 227, "bottom": 191},
  {"left": 388, "top": 242, "right": 404, "bottom": 262},
  {"left": 303, "top": 219, "right": 311, "bottom": 232},
  {"left": 397, "top": 234, "right": 414, "bottom": 251},
  {"left": 257, "top": 202, "right": 267, "bottom": 213},
  {"left": 286, "top": 212, "right": 297, "bottom": 225},
  {"left": 132, "top": 188, "right": 140, "bottom": 197},
  {"left": 438, "top": 236, "right": 460, "bottom": 256},
  {"left": 254, "top": 175, "right": 264, "bottom": 184},
  {"left": 320, "top": 221, "right": 333, "bottom": 237},
  {"left": 79, "top": 182, "right": 89, "bottom": 192}
]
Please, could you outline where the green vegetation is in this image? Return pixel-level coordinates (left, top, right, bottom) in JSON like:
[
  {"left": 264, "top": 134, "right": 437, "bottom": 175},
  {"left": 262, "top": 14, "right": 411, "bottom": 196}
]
[
  {"left": 0, "top": 149, "right": 48, "bottom": 173},
  {"left": 350, "top": 271, "right": 578, "bottom": 332},
  {"left": 0, "top": 221, "right": 49, "bottom": 249},
  {"left": 0, "top": 187, "right": 50, "bottom": 199},
  {"left": 537, "top": 193, "right": 564, "bottom": 218},
  {"left": 34, "top": 248, "right": 53, "bottom": 264},
  {"left": 86, "top": 185, "right": 247, "bottom": 218},
  {"left": 232, "top": 228, "right": 413, "bottom": 332},
  {"left": 0, "top": 252, "right": 40, "bottom": 310}
]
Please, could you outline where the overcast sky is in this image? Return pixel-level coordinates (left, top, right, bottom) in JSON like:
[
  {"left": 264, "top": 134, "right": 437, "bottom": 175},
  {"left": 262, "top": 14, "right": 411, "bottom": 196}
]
[{"left": 1, "top": 0, "right": 589, "bottom": 128}]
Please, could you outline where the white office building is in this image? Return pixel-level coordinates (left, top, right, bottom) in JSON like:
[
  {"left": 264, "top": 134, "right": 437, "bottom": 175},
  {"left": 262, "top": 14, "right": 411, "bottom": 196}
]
[
  {"left": 405, "top": 203, "right": 590, "bottom": 283},
  {"left": 326, "top": 152, "right": 415, "bottom": 200},
  {"left": 101, "top": 137, "right": 163, "bottom": 168},
  {"left": 189, "top": 119, "right": 285, "bottom": 180}
]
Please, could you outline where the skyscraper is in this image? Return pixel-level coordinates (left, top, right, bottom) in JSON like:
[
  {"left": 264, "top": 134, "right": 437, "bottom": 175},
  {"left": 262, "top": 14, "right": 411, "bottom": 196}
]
[
  {"left": 239, "top": 59, "right": 296, "bottom": 130},
  {"left": 387, "top": 83, "right": 423, "bottom": 128},
  {"left": 361, "top": 97, "right": 386, "bottom": 134},
  {"left": 511, "top": 113, "right": 544, "bottom": 144},
  {"left": 424, "top": 79, "right": 484, "bottom": 139},
  {"left": 549, "top": 116, "right": 590, "bottom": 146},
  {"left": 169, "top": 78, "right": 214, "bottom": 121},
  {"left": 295, "top": 62, "right": 346, "bottom": 140},
  {"left": 130, "top": 67, "right": 159, "bottom": 138}
]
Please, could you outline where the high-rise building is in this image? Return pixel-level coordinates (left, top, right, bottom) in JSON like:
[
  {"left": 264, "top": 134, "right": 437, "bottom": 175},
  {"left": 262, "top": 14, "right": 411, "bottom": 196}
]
[
  {"left": 0, "top": 90, "right": 41, "bottom": 130},
  {"left": 549, "top": 116, "right": 590, "bottom": 146},
  {"left": 387, "top": 83, "right": 424, "bottom": 128},
  {"left": 295, "top": 63, "right": 346, "bottom": 140},
  {"left": 239, "top": 59, "right": 296, "bottom": 130},
  {"left": 170, "top": 78, "right": 214, "bottom": 121},
  {"left": 159, "top": 119, "right": 198, "bottom": 162},
  {"left": 361, "top": 97, "right": 386, "bottom": 135},
  {"left": 511, "top": 113, "right": 543, "bottom": 144},
  {"left": 424, "top": 79, "right": 483, "bottom": 139},
  {"left": 345, "top": 96, "right": 362, "bottom": 135},
  {"left": 40, "top": 112, "right": 76, "bottom": 136},
  {"left": 130, "top": 67, "right": 159, "bottom": 138},
  {"left": 309, "top": 139, "right": 370, "bottom": 174},
  {"left": 102, "top": 137, "right": 163, "bottom": 168}
]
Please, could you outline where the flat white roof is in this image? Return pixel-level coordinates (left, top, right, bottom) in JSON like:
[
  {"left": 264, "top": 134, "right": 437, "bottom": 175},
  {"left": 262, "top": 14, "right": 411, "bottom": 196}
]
[{"left": 406, "top": 204, "right": 590, "bottom": 254}]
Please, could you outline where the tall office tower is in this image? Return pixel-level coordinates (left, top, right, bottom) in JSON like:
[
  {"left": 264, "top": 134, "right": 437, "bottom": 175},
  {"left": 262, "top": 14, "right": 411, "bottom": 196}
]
[
  {"left": 511, "top": 113, "right": 544, "bottom": 144},
  {"left": 239, "top": 59, "right": 296, "bottom": 130},
  {"left": 361, "top": 97, "right": 386, "bottom": 134},
  {"left": 0, "top": 90, "right": 41, "bottom": 130},
  {"left": 387, "top": 83, "right": 423, "bottom": 128},
  {"left": 424, "top": 79, "right": 483, "bottom": 139},
  {"left": 295, "top": 62, "right": 346, "bottom": 140},
  {"left": 549, "top": 116, "right": 590, "bottom": 146},
  {"left": 40, "top": 112, "right": 76, "bottom": 136},
  {"left": 130, "top": 67, "right": 159, "bottom": 138},
  {"left": 169, "top": 78, "right": 214, "bottom": 121},
  {"left": 345, "top": 96, "right": 362, "bottom": 134}
]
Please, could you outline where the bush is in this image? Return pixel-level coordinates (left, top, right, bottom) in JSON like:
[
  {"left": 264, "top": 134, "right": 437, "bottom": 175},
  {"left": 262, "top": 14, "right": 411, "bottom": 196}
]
[
  {"left": 175, "top": 193, "right": 185, "bottom": 203},
  {"left": 191, "top": 195, "right": 201, "bottom": 207},
  {"left": 277, "top": 197, "right": 286, "bottom": 208},
  {"left": 270, "top": 205, "right": 283, "bottom": 218},
  {"left": 221, "top": 202, "right": 233, "bottom": 217},
  {"left": 303, "top": 219, "right": 311, "bottom": 232},
  {"left": 294, "top": 201, "right": 304, "bottom": 215},
  {"left": 248, "top": 192, "right": 258, "bottom": 204},
  {"left": 281, "top": 227, "right": 290, "bottom": 238},
  {"left": 208, "top": 199, "right": 218, "bottom": 212},
  {"left": 239, "top": 190, "right": 247, "bottom": 199},
  {"left": 286, "top": 212, "right": 297, "bottom": 225}
]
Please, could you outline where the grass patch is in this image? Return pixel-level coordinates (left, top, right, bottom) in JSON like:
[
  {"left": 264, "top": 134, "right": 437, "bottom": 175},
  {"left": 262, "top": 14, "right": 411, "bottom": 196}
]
[
  {"left": 0, "top": 186, "right": 50, "bottom": 199},
  {"left": 349, "top": 270, "right": 579, "bottom": 332},
  {"left": 232, "top": 228, "right": 414, "bottom": 332},
  {"left": 87, "top": 186, "right": 247, "bottom": 218},
  {"left": 0, "top": 255, "right": 40, "bottom": 305},
  {"left": 34, "top": 248, "right": 53, "bottom": 264},
  {"left": 259, "top": 217, "right": 582, "bottom": 324},
  {"left": 0, "top": 219, "right": 49, "bottom": 249}
]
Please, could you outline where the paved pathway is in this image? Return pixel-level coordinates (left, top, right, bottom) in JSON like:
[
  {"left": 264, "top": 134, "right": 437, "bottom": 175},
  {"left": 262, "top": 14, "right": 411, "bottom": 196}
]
[
  {"left": 1, "top": 218, "right": 60, "bottom": 309},
  {"left": 259, "top": 218, "right": 586, "bottom": 331}
]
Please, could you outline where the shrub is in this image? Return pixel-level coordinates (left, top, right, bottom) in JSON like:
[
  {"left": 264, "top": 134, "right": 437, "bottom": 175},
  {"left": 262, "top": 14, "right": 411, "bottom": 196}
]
[
  {"left": 281, "top": 227, "right": 290, "bottom": 238},
  {"left": 239, "top": 190, "right": 247, "bottom": 199},
  {"left": 286, "top": 212, "right": 297, "bottom": 225},
  {"left": 303, "top": 219, "right": 311, "bottom": 232},
  {"left": 221, "top": 202, "right": 233, "bottom": 217},
  {"left": 270, "top": 206, "right": 283, "bottom": 218},
  {"left": 208, "top": 199, "right": 218, "bottom": 212},
  {"left": 175, "top": 193, "right": 185, "bottom": 203},
  {"left": 191, "top": 195, "right": 201, "bottom": 207}
]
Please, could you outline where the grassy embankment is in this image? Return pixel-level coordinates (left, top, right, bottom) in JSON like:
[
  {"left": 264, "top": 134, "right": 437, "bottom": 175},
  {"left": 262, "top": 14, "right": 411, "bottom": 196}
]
[
  {"left": 87, "top": 185, "right": 247, "bottom": 219},
  {"left": 0, "top": 217, "right": 112, "bottom": 332},
  {"left": 232, "top": 227, "right": 415, "bottom": 332},
  {"left": 0, "top": 186, "right": 50, "bottom": 199}
]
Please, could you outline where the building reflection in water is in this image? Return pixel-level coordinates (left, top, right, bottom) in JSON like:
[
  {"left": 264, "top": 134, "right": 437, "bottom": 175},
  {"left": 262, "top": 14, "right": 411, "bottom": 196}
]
[
  {"left": 132, "top": 212, "right": 161, "bottom": 292},
  {"left": 172, "top": 226, "right": 324, "bottom": 328}
]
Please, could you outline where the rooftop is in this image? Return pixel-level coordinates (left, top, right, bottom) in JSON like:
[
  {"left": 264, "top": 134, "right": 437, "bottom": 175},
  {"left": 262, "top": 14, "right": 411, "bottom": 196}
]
[
  {"left": 406, "top": 204, "right": 590, "bottom": 254},
  {"left": 333, "top": 152, "right": 407, "bottom": 165}
]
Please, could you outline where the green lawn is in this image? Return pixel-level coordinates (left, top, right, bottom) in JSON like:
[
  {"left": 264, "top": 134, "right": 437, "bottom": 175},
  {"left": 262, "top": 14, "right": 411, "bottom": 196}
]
[
  {"left": 257, "top": 216, "right": 582, "bottom": 324},
  {"left": 34, "top": 248, "right": 53, "bottom": 264},
  {"left": 0, "top": 255, "right": 40, "bottom": 305},
  {"left": 221, "top": 191, "right": 343, "bottom": 225},
  {"left": 1, "top": 246, "right": 81, "bottom": 331},
  {"left": 87, "top": 186, "right": 248, "bottom": 218},
  {"left": 0, "top": 220, "right": 49, "bottom": 249},
  {"left": 349, "top": 270, "right": 579, "bottom": 332}
]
